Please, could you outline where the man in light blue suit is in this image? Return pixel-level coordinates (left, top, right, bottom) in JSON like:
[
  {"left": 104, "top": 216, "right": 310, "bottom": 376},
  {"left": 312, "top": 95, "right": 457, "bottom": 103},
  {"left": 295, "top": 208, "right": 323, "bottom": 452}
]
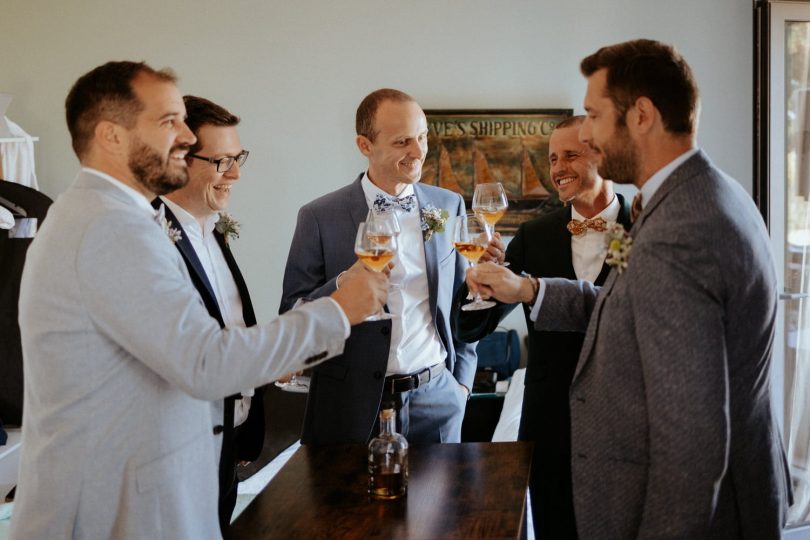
[
  {"left": 11, "top": 61, "right": 388, "bottom": 540},
  {"left": 281, "top": 89, "right": 477, "bottom": 444}
]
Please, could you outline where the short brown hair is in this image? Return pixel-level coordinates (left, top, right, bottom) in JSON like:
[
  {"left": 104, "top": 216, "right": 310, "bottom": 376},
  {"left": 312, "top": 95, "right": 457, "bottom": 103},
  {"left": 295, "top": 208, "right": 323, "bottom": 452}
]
[
  {"left": 183, "top": 95, "right": 240, "bottom": 155},
  {"left": 356, "top": 88, "right": 415, "bottom": 141},
  {"left": 580, "top": 39, "right": 698, "bottom": 135},
  {"left": 555, "top": 115, "right": 585, "bottom": 131},
  {"left": 65, "top": 61, "right": 177, "bottom": 159}
]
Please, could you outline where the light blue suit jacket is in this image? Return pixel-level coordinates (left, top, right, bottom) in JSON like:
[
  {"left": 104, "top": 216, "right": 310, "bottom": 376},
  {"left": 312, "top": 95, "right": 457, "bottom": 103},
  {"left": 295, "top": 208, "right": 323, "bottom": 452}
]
[{"left": 281, "top": 174, "right": 477, "bottom": 443}]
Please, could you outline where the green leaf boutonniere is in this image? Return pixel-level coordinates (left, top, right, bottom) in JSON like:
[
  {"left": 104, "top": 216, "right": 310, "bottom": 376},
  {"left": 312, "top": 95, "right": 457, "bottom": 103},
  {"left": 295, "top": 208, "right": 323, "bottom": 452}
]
[
  {"left": 605, "top": 223, "right": 632, "bottom": 273},
  {"left": 420, "top": 205, "right": 449, "bottom": 242},
  {"left": 215, "top": 212, "right": 241, "bottom": 245}
]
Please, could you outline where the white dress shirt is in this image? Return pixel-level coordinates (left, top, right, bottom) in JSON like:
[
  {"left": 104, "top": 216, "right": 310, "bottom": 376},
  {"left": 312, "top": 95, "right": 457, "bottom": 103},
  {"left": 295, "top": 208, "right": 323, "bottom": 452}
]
[
  {"left": 570, "top": 195, "right": 621, "bottom": 283},
  {"left": 361, "top": 173, "right": 446, "bottom": 376},
  {"left": 161, "top": 197, "right": 253, "bottom": 427}
]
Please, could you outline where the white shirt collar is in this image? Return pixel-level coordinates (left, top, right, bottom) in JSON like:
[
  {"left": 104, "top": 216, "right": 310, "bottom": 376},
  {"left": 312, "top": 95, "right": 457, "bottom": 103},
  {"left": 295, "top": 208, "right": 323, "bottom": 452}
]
[
  {"left": 570, "top": 193, "right": 621, "bottom": 222},
  {"left": 81, "top": 166, "right": 155, "bottom": 216},
  {"left": 160, "top": 197, "right": 218, "bottom": 235},
  {"left": 637, "top": 148, "right": 699, "bottom": 209},
  {"left": 361, "top": 171, "right": 416, "bottom": 205}
]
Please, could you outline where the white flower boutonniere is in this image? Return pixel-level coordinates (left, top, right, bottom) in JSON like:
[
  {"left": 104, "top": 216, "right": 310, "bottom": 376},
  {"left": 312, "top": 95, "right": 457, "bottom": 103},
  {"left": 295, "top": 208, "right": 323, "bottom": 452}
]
[
  {"left": 420, "top": 205, "right": 449, "bottom": 242},
  {"left": 216, "top": 212, "right": 241, "bottom": 245},
  {"left": 155, "top": 204, "right": 182, "bottom": 243},
  {"left": 605, "top": 223, "right": 632, "bottom": 273}
]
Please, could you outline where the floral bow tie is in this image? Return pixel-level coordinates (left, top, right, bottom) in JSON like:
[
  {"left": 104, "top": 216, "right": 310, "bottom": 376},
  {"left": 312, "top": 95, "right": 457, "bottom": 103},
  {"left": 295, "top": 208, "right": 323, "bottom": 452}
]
[
  {"left": 567, "top": 217, "right": 608, "bottom": 236},
  {"left": 372, "top": 193, "right": 416, "bottom": 214}
]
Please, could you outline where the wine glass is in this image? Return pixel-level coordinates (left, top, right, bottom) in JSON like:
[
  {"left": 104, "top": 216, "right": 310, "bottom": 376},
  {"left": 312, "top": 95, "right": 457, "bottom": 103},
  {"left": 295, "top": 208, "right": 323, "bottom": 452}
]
[
  {"left": 275, "top": 370, "right": 309, "bottom": 392},
  {"left": 366, "top": 210, "right": 401, "bottom": 289},
  {"left": 472, "top": 182, "right": 509, "bottom": 234},
  {"left": 453, "top": 213, "right": 496, "bottom": 311},
  {"left": 355, "top": 221, "right": 398, "bottom": 320}
]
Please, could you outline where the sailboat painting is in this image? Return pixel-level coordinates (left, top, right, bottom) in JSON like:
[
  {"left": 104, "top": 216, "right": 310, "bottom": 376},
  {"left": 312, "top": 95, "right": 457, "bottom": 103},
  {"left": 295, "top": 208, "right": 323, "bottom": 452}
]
[{"left": 422, "top": 109, "right": 572, "bottom": 235}]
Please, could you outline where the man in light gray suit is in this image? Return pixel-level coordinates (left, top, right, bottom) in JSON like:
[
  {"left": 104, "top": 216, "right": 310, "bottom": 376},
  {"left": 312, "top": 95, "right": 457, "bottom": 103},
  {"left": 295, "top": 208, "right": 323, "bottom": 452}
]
[
  {"left": 467, "top": 39, "right": 791, "bottom": 538},
  {"left": 281, "top": 88, "right": 476, "bottom": 445},
  {"left": 10, "top": 61, "right": 388, "bottom": 540}
]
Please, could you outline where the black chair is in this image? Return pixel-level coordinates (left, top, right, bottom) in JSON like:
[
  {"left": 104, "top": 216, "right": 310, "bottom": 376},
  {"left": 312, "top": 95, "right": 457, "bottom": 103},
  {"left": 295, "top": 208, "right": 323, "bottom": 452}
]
[{"left": 0, "top": 180, "right": 53, "bottom": 426}]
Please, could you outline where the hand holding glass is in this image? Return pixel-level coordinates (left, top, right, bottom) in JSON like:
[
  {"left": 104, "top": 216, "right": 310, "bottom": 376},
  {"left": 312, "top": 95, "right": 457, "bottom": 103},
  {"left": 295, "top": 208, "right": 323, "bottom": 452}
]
[{"left": 454, "top": 213, "right": 496, "bottom": 311}]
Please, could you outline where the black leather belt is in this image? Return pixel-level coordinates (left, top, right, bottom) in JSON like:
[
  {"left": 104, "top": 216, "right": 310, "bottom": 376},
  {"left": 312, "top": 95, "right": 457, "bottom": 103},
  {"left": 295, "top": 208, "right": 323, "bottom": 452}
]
[{"left": 383, "top": 363, "right": 445, "bottom": 394}]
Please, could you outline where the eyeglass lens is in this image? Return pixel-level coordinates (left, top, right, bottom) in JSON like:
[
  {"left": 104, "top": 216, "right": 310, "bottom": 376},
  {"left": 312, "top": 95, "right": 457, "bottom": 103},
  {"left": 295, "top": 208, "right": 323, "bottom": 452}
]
[{"left": 217, "top": 151, "right": 249, "bottom": 173}]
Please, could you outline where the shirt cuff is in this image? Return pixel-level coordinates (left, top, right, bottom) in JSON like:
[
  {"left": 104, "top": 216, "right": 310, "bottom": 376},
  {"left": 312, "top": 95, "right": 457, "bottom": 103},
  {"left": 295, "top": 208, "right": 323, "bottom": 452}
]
[
  {"left": 325, "top": 297, "right": 352, "bottom": 339},
  {"left": 529, "top": 278, "right": 547, "bottom": 322}
]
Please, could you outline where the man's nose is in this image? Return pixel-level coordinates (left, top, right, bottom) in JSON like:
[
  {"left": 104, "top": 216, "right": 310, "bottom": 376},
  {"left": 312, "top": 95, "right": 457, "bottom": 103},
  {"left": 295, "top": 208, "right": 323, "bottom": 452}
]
[
  {"left": 224, "top": 161, "right": 241, "bottom": 180},
  {"left": 178, "top": 120, "right": 196, "bottom": 147}
]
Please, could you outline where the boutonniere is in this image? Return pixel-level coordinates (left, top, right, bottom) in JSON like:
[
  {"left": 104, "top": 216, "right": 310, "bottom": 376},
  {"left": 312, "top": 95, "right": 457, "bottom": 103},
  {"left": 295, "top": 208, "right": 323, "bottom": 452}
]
[
  {"left": 215, "top": 212, "right": 241, "bottom": 245},
  {"left": 420, "top": 205, "right": 449, "bottom": 242},
  {"left": 155, "top": 204, "right": 182, "bottom": 243},
  {"left": 605, "top": 223, "right": 632, "bottom": 273}
]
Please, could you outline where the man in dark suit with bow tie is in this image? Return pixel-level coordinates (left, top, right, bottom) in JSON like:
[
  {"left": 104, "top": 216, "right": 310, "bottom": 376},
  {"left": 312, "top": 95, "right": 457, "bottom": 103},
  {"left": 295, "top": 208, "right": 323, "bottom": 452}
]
[
  {"left": 152, "top": 95, "right": 263, "bottom": 532},
  {"left": 281, "top": 88, "right": 476, "bottom": 445},
  {"left": 455, "top": 114, "right": 631, "bottom": 539}
]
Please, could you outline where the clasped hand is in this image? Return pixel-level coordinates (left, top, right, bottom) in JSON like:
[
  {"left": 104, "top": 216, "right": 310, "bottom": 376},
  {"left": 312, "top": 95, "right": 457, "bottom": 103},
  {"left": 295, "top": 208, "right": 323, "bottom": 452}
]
[{"left": 466, "top": 262, "right": 534, "bottom": 305}]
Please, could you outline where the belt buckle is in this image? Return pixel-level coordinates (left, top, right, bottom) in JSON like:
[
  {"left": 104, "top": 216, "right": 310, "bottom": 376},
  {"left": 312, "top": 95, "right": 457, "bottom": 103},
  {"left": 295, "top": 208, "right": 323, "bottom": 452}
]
[{"left": 388, "top": 375, "right": 412, "bottom": 394}]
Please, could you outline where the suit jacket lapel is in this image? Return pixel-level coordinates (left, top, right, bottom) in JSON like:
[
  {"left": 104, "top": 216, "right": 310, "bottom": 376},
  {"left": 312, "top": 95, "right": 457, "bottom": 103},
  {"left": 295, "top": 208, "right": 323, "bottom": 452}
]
[
  {"left": 593, "top": 193, "right": 633, "bottom": 285},
  {"left": 413, "top": 183, "right": 439, "bottom": 317},
  {"left": 152, "top": 200, "right": 224, "bottom": 326},
  {"left": 214, "top": 232, "right": 257, "bottom": 327},
  {"left": 349, "top": 174, "right": 370, "bottom": 230}
]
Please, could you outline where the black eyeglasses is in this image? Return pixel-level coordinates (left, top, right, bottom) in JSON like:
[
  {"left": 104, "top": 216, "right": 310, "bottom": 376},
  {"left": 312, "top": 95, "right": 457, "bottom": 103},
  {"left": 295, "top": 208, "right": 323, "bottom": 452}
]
[{"left": 188, "top": 150, "right": 249, "bottom": 173}]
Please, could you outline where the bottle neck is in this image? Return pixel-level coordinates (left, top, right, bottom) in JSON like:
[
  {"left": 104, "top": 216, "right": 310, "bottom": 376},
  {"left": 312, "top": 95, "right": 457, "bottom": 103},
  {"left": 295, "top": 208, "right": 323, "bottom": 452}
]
[{"left": 379, "top": 413, "right": 396, "bottom": 435}]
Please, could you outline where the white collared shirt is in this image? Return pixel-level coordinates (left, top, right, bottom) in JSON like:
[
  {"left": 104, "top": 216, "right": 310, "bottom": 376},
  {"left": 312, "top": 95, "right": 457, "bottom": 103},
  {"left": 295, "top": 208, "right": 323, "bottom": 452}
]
[
  {"left": 161, "top": 197, "right": 254, "bottom": 426},
  {"left": 570, "top": 195, "right": 620, "bottom": 283},
  {"left": 530, "top": 148, "right": 700, "bottom": 321},
  {"left": 361, "top": 173, "right": 446, "bottom": 376}
]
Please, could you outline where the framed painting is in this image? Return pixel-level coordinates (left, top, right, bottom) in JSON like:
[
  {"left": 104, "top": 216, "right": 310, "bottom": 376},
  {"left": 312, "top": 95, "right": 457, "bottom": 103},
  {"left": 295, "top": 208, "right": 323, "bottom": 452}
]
[{"left": 422, "top": 108, "right": 573, "bottom": 235}]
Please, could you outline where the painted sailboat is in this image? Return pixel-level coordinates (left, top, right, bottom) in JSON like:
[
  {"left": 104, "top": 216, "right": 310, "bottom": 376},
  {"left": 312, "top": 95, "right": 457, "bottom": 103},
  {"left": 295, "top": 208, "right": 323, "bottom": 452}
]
[
  {"left": 521, "top": 148, "right": 550, "bottom": 197},
  {"left": 438, "top": 145, "right": 465, "bottom": 196},
  {"left": 472, "top": 147, "right": 496, "bottom": 186}
]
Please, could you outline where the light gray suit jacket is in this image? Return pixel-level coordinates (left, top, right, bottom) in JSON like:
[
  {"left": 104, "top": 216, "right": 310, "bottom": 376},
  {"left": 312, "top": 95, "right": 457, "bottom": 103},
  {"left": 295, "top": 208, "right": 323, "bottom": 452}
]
[
  {"left": 11, "top": 171, "right": 347, "bottom": 540},
  {"left": 280, "top": 175, "right": 477, "bottom": 444},
  {"left": 535, "top": 151, "right": 790, "bottom": 539}
]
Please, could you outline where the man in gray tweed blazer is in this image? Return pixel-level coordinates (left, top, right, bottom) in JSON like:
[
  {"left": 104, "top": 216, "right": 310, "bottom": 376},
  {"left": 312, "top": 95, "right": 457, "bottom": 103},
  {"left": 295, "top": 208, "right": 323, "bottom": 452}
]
[
  {"left": 10, "top": 61, "right": 387, "bottom": 540},
  {"left": 467, "top": 39, "right": 791, "bottom": 539}
]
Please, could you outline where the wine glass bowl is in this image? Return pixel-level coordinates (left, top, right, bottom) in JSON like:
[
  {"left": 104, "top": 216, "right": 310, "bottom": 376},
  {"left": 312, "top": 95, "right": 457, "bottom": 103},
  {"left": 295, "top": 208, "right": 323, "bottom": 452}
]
[
  {"left": 355, "top": 221, "right": 397, "bottom": 319},
  {"left": 453, "top": 213, "right": 496, "bottom": 311},
  {"left": 472, "top": 182, "right": 509, "bottom": 230}
]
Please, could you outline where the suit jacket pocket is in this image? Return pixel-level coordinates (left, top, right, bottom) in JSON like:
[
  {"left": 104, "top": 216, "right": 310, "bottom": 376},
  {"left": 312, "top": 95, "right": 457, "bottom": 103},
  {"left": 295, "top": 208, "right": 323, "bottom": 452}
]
[{"left": 135, "top": 430, "right": 207, "bottom": 494}]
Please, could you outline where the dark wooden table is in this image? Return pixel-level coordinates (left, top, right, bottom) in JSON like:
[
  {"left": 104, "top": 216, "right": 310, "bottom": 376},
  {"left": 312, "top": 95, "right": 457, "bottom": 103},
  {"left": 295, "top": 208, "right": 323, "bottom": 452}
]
[{"left": 227, "top": 441, "right": 532, "bottom": 539}]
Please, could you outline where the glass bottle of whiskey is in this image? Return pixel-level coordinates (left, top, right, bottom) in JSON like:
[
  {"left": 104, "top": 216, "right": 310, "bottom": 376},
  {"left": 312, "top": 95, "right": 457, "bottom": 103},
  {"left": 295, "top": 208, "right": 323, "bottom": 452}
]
[{"left": 368, "top": 405, "right": 408, "bottom": 500}]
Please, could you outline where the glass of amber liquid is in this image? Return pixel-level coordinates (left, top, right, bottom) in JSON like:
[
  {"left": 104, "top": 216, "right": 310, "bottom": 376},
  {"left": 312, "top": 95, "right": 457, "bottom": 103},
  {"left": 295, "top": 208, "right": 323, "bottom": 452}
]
[
  {"left": 454, "top": 213, "right": 496, "bottom": 311},
  {"left": 472, "top": 182, "right": 509, "bottom": 234},
  {"left": 355, "top": 221, "right": 397, "bottom": 320}
]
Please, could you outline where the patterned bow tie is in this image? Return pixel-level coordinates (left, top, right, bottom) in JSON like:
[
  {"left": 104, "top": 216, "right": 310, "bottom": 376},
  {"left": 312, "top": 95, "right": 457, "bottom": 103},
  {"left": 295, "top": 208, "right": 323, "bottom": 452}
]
[
  {"left": 567, "top": 217, "right": 608, "bottom": 236},
  {"left": 372, "top": 193, "right": 416, "bottom": 214}
]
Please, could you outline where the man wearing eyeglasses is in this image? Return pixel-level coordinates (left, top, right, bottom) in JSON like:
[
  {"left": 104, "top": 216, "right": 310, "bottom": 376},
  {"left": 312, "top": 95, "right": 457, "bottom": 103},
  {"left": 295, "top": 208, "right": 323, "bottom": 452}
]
[{"left": 154, "top": 95, "right": 259, "bottom": 532}]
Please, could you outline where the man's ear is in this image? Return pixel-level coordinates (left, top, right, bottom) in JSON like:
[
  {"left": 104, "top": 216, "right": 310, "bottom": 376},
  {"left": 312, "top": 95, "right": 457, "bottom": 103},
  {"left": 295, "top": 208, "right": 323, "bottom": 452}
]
[
  {"left": 94, "top": 120, "right": 127, "bottom": 156},
  {"left": 356, "top": 134, "right": 373, "bottom": 157},
  {"left": 628, "top": 96, "right": 657, "bottom": 135}
]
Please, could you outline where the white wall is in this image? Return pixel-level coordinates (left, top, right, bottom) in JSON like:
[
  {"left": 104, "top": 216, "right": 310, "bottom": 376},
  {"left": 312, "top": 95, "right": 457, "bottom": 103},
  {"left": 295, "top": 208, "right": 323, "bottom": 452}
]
[{"left": 0, "top": 0, "right": 752, "bottom": 332}]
